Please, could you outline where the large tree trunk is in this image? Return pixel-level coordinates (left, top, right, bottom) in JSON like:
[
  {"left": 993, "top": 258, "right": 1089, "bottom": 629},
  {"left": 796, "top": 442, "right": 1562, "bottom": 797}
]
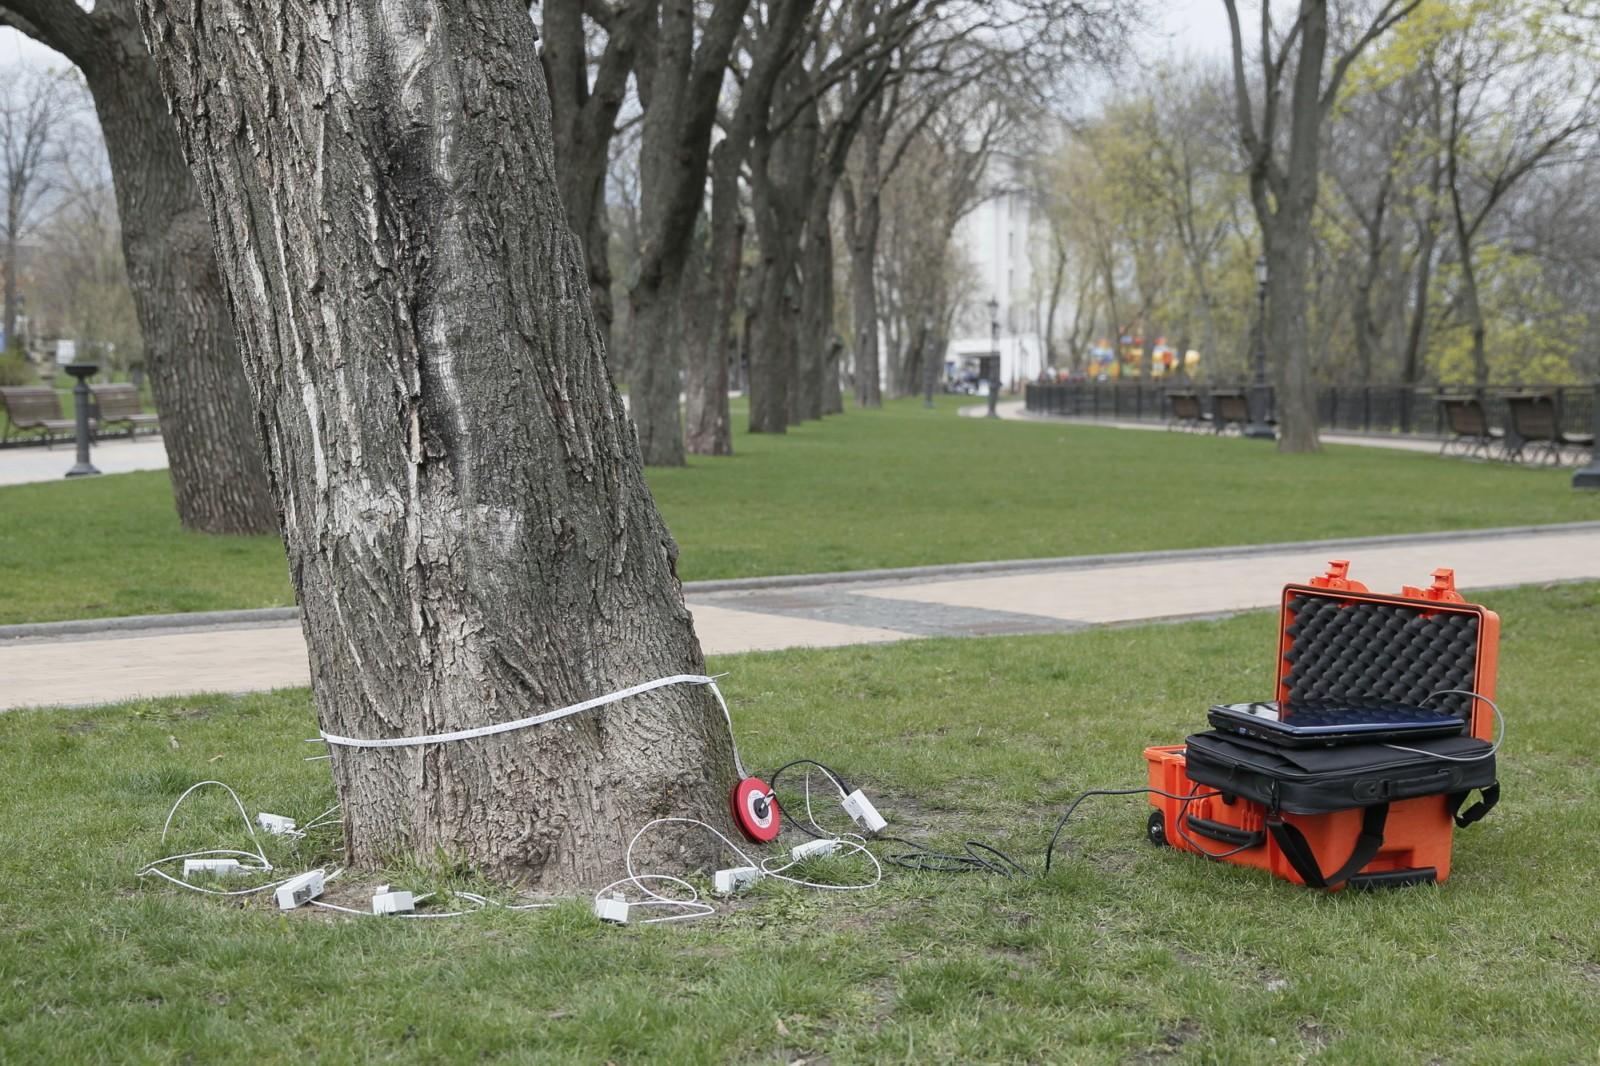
[
  {"left": 138, "top": 0, "right": 738, "bottom": 889},
  {"left": 847, "top": 210, "right": 882, "bottom": 407},
  {"left": 683, "top": 141, "right": 739, "bottom": 456},
  {"left": 843, "top": 108, "right": 884, "bottom": 409},
  {"left": 1447, "top": 162, "right": 1489, "bottom": 387},
  {"left": 1265, "top": 0, "right": 1329, "bottom": 454},
  {"left": 822, "top": 337, "right": 844, "bottom": 415},
  {"left": 1268, "top": 214, "right": 1320, "bottom": 452},
  {"left": 88, "top": 8, "right": 276, "bottom": 532},
  {"left": 794, "top": 196, "right": 833, "bottom": 422},
  {"left": 629, "top": 266, "right": 689, "bottom": 465},
  {"left": 1402, "top": 216, "right": 1437, "bottom": 387},
  {"left": 3, "top": 195, "right": 16, "bottom": 350},
  {"left": 540, "top": 0, "right": 638, "bottom": 358},
  {"left": 747, "top": 136, "right": 794, "bottom": 434},
  {"left": 625, "top": 0, "right": 748, "bottom": 466},
  {"left": 1, "top": 0, "right": 276, "bottom": 533}
]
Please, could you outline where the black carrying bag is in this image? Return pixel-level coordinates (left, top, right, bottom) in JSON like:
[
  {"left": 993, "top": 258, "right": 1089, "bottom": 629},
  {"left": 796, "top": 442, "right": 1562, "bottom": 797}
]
[{"left": 1182, "top": 730, "right": 1499, "bottom": 889}]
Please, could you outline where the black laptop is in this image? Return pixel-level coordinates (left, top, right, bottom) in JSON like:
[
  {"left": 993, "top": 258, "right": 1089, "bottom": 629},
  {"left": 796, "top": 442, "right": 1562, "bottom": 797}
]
[{"left": 1207, "top": 698, "right": 1468, "bottom": 748}]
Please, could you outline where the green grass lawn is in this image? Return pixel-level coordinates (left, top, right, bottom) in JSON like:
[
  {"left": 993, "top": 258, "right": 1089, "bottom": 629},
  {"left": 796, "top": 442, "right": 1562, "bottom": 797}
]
[
  {"left": 2, "top": 396, "right": 1597, "bottom": 625},
  {"left": 2, "top": 583, "right": 1596, "bottom": 1063}
]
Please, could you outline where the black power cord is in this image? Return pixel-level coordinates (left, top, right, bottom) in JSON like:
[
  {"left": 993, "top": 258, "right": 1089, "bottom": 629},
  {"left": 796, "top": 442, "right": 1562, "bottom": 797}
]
[
  {"left": 762, "top": 759, "right": 1233, "bottom": 878},
  {"left": 1043, "top": 786, "right": 1223, "bottom": 872},
  {"left": 876, "top": 835, "right": 1032, "bottom": 878}
]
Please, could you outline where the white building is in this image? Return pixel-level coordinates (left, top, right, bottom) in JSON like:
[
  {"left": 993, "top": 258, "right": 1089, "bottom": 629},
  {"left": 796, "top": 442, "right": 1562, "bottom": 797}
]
[{"left": 943, "top": 177, "right": 1049, "bottom": 389}]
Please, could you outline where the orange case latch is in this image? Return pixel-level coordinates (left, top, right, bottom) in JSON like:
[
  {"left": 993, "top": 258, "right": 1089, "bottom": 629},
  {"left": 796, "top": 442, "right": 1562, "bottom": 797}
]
[
  {"left": 1308, "top": 560, "right": 1369, "bottom": 593},
  {"left": 1401, "top": 567, "right": 1465, "bottom": 603}
]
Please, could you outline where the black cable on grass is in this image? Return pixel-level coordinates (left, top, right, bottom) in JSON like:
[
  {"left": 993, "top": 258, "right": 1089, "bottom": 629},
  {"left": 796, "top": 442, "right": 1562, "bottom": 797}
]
[
  {"left": 766, "top": 762, "right": 1230, "bottom": 879},
  {"left": 1043, "top": 786, "right": 1223, "bottom": 872},
  {"left": 878, "top": 835, "right": 1032, "bottom": 878}
]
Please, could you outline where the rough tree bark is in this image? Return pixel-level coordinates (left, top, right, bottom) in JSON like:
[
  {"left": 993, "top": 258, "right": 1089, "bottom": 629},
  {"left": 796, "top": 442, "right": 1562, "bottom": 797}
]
[
  {"left": 683, "top": 140, "right": 740, "bottom": 456},
  {"left": 0, "top": 0, "right": 275, "bottom": 533},
  {"left": 747, "top": 61, "right": 815, "bottom": 434},
  {"left": 794, "top": 188, "right": 833, "bottom": 422},
  {"left": 137, "top": 0, "right": 740, "bottom": 888},
  {"left": 842, "top": 165, "right": 882, "bottom": 407}
]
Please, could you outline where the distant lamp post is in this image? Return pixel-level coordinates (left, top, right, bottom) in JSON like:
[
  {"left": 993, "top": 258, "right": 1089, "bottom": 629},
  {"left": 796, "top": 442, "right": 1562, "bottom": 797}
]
[
  {"left": 64, "top": 362, "right": 101, "bottom": 478},
  {"left": 1244, "top": 254, "right": 1274, "bottom": 440},
  {"left": 922, "top": 311, "right": 938, "bottom": 409},
  {"left": 987, "top": 296, "right": 1001, "bottom": 419},
  {"left": 1575, "top": 380, "right": 1600, "bottom": 489}
]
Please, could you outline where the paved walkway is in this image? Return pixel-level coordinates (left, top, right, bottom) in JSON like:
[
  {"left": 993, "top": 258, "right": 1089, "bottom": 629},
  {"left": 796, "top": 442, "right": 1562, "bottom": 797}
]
[
  {"left": 4, "top": 522, "right": 1598, "bottom": 711},
  {"left": 0, "top": 435, "right": 170, "bottom": 487},
  {"left": 959, "top": 399, "right": 1447, "bottom": 454}
]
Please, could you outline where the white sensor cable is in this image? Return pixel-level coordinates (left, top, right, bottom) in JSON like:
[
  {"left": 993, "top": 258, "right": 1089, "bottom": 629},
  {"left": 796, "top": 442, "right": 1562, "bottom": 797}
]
[
  {"left": 596, "top": 815, "right": 883, "bottom": 924},
  {"left": 316, "top": 674, "right": 747, "bottom": 778},
  {"left": 1383, "top": 690, "right": 1504, "bottom": 762}
]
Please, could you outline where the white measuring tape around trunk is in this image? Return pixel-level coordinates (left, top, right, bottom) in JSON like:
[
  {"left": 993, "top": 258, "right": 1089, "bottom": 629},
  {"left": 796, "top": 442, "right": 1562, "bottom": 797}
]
[{"left": 316, "top": 673, "right": 747, "bottom": 778}]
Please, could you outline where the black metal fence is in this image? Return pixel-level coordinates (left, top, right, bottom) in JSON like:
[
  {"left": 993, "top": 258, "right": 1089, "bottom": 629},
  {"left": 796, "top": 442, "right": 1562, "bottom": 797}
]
[{"left": 1023, "top": 382, "right": 1597, "bottom": 439}]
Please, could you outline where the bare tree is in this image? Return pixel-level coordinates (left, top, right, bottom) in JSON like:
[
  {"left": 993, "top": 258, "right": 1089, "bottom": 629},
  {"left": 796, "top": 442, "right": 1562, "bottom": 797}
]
[
  {"left": 136, "top": 0, "right": 742, "bottom": 888},
  {"left": 0, "top": 0, "right": 275, "bottom": 532},
  {"left": 1, "top": 69, "right": 72, "bottom": 354},
  {"left": 29, "top": 105, "right": 142, "bottom": 371},
  {"left": 1434, "top": 0, "right": 1600, "bottom": 385},
  {"left": 1221, "top": 0, "right": 1421, "bottom": 451}
]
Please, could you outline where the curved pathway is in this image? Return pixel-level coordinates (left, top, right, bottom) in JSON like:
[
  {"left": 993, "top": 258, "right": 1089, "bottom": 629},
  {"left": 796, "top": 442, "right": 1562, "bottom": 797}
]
[{"left": 3, "top": 521, "right": 1599, "bottom": 711}]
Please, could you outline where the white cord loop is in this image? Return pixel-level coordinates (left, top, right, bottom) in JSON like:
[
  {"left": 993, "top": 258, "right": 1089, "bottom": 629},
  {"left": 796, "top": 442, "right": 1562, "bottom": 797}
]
[
  {"left": 317, "top": 674, "right": 747, "bottom": 778},
  {"left": 595, "top": 815, "right": 883, "bottom": 924}
]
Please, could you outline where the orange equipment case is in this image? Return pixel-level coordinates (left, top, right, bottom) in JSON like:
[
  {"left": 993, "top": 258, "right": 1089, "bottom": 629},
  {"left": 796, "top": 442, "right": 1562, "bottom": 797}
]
[{"left": 1143, "top": 561, "right": 1500, "bottom": 889}]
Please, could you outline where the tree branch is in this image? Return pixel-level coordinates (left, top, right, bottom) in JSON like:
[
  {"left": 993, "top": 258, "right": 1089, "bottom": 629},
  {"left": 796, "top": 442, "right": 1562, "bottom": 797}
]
[
  {"left": 0, "top": 0, "right": 99, "bottom": 68},
  {"left": 1322, "top": 0, "right": 1423, "bottom": 114}
]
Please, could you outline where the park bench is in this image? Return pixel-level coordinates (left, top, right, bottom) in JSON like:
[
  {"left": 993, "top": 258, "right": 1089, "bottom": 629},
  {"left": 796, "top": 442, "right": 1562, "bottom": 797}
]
[
  {"left": 1210, "top": 390, "right": 1251, "bottom": 435},
  {"left": 0, "top": 386, "right": 79, "bottom": 446},
  {"left": 1437, "top": 396, "right": 1503, "bottom": 459},
  {"left": 1166, "top": 391, "right": 1210, "bottom": 433},
  {"left": 1504, "top": 393, "right": 1593, "bottom": 465},
  {"left": 90, "top": 383, "right": 160, "bottom": 438}
]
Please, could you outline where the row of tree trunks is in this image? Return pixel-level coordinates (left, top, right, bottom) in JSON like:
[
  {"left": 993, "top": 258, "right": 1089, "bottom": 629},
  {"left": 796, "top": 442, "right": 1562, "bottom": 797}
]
[
  {"left": 625, "top": 0, "right": 749, "bottom": 466},
  {"left": 746, "top": 58, "right": 812, "bottom": 435},
  {"left": 679, "top": 0, "right": 814, "bottom": 453},
  {"left": 540, "top": 0, "right": 643, "bottom": 358},
  {"left": 843, "top": 93, "right": 886, "bottom": 409},
  {"left": 0, "top": 0, "right": 276, "bottom": 533},
  {"left": 136, "top": 0, "right": 739, "bottom": 890},
  {"left": 683, "top": 140, "right": 742, "bottom": 456}
]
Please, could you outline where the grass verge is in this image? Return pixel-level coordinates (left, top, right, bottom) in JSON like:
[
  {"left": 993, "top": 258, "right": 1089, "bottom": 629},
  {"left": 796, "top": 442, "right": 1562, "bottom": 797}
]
[
  {"left": 2, "top": 396, "right": 1598, "bottom": 625},
  {"left": 1, "top": 582, "right": 1596, "bottom": 1063}
]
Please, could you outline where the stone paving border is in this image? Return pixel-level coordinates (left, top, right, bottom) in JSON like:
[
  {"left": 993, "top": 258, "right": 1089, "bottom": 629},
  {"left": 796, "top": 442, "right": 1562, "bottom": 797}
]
[{"left": 6, "top": 520, "right": 1597, "bottom": 644}]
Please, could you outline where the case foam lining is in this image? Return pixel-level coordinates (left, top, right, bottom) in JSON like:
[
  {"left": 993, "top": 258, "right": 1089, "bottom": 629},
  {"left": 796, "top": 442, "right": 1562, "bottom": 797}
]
[{"left": 1282, "top": 595, "right": 1478, "bottom": 719}]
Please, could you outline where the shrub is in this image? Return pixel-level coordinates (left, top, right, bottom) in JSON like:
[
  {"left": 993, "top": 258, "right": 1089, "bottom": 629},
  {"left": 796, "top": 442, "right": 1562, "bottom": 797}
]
[{"left": 0, "top": 355, "right": 36, "bottom": 387}]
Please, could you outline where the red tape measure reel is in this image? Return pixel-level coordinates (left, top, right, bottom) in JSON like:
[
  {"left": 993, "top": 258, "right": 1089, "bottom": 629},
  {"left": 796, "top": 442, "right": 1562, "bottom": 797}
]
[{"left": 730, "top": 776, "right": 781, "bottom": 843}]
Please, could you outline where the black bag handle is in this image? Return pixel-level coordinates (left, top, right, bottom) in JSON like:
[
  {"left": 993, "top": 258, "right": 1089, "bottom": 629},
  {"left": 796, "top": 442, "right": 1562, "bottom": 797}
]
[
  {"left": 1267, "top": 803, "right": 1388, "bottom": 890},
  {"left": 1448, "top": 782, "right": 1499, "bottom": 828}
]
